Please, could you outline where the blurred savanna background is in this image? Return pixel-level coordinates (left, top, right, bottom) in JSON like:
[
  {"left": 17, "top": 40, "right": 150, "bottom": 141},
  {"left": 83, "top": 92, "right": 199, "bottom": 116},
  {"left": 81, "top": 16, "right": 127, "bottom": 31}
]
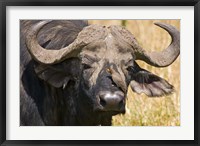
[{"left": 89, "top": 20, "right": 180, "bottom": 126}]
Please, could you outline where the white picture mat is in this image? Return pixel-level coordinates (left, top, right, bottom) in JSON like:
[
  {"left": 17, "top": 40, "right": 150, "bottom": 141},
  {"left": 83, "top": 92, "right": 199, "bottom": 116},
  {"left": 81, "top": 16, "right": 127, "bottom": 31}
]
[{"left": 6, "top": 6, "right": 194, "bottom": 140}]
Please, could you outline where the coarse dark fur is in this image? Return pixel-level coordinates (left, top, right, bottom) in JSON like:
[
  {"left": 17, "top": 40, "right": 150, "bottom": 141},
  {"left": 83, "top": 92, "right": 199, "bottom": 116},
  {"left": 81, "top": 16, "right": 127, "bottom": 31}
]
[
  {"left": 20, "top": 20, "right": 117, "bottom": 125},
  {"left": 20, "top": 20, "right": 90, "bottom": 125},
  {"left": 20, "top": 20, "right": 176, "bottom": 126}
]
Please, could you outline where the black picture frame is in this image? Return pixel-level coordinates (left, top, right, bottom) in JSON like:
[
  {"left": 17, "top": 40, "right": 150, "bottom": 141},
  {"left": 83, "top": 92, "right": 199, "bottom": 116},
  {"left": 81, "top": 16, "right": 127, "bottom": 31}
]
[{"left": 0, "top": 0, "right": 199, "bottom": 145}]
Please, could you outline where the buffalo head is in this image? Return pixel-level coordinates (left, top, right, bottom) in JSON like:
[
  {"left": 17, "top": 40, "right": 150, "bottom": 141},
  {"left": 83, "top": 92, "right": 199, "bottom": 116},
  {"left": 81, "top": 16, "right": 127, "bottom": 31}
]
[{"left": 25, "top": 20, "right": 179, "bottom": 122}]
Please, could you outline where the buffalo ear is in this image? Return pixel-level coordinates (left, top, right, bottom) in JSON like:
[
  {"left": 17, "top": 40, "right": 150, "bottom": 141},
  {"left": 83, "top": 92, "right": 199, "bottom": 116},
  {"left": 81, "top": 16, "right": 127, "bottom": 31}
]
[
  {"left": 130, "top": 69, "right": 174, "bottom": 97},
  {"left": 34, "top": 64, "right": 71, "bottom": 89}
]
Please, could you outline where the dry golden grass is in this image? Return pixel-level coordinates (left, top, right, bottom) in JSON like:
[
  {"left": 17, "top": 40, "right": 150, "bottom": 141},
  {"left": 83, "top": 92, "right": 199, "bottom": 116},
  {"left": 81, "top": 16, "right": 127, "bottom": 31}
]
[{"left": 89, "top": 20, "right": 180, "bottom": 126}]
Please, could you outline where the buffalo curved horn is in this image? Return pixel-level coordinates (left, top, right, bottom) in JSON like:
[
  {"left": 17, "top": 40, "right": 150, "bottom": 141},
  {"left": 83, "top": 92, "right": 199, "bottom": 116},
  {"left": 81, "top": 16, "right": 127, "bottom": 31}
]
[
  {"left": 25, "top": 20, "right": 84, "bottom": 64},
  {"left": 25, "top": 20, "right": 107, "bottom": 64},
  {"left": 135, "top": 22, "right": 180, "bottom": 67}
]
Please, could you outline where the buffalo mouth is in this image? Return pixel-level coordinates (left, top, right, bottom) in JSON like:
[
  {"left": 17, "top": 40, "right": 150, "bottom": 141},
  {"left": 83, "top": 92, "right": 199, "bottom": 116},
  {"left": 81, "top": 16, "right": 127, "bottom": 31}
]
[
  {"left": 94, "top": 107, "right": 126, "bottom": 116},
  {"left": 94, "top": 91, "right": 126, "bottom": 114}
]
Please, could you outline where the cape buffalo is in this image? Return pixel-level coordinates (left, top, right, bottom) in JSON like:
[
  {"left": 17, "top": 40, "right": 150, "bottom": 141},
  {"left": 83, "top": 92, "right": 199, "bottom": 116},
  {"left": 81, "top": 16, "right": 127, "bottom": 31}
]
[{"left": 20, "top": 20, "right": 180, "bottom": 126}]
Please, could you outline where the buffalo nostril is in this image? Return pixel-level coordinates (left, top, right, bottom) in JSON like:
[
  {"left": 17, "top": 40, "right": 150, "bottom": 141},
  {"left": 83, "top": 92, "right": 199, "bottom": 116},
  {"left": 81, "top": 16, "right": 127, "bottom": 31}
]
[
  {"left": 100, "top": 98, "right": 106, "bottom": 107},
  {"left": 98, "top": 92, "right": 125, "bottom": 112},
  {"left": 118, "top": 99, "right": 124, "bottom": 109}
]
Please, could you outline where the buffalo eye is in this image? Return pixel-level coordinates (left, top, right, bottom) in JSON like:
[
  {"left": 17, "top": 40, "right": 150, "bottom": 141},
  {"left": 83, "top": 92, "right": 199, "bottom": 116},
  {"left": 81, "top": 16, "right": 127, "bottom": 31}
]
[
  {"left": 82, "top": 63, "right": 92, "bottom": 70},
  {"left": 127, "top": 66, "right": 138, "bottom": 73},
  {"left": 127, "top": 66, "right": 137, "bottom": 73},
  {"left": 127, "top": 61, "right": 141, "bottom": 74}
]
